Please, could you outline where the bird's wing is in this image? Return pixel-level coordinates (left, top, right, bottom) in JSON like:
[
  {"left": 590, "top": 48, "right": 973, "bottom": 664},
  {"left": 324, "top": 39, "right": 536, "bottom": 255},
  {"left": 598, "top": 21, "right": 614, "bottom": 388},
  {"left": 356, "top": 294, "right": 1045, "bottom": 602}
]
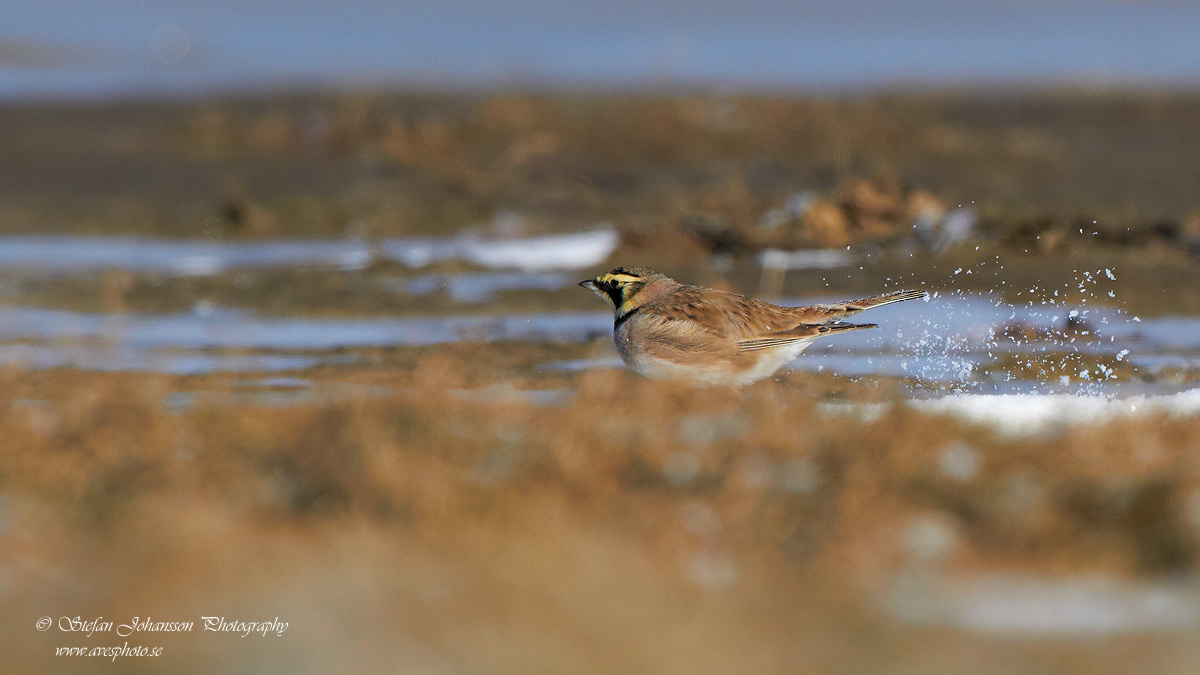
[
  {"left": 737, "top": 322, "right": 876, "bottom": 352},
  {"left": 645, "top": 287, "right": 798, "bottom": 341},
  {"left": 634, "top": 286, "right": 911, "bottom": 354}
]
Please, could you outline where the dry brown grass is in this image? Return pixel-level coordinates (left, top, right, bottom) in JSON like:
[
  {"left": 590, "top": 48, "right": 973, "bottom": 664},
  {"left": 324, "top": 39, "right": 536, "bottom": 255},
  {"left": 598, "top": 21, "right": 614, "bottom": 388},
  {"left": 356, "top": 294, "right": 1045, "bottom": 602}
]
[{"left": 4, "top": 361, "right": 1200, "bottom": 672}]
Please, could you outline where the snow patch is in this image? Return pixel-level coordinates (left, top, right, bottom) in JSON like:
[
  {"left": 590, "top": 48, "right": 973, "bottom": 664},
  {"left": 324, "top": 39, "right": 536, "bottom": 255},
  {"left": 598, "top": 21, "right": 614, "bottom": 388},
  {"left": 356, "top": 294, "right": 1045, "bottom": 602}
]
[
  {"left": 910, "top": 389, "right": 1200, "bottom": 436},
  {"left": 758, "top": 248, "right": 855, "bottom": 271},
  {"left": 889, "top": 572, "right": 1200, "bottom": 635},
  {"left": 0, "top": 236, "right": 371, "bottom": 275},
  {"left": 380, "top": 228, "right": 619, "bottom": 271}
]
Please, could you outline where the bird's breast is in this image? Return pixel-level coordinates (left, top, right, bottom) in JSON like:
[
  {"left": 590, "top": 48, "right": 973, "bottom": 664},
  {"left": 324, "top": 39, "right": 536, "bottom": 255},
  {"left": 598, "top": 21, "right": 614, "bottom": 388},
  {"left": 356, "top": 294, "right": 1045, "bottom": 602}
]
[{"left": 613, "top": 319, "right": 638, "bottom": 365}]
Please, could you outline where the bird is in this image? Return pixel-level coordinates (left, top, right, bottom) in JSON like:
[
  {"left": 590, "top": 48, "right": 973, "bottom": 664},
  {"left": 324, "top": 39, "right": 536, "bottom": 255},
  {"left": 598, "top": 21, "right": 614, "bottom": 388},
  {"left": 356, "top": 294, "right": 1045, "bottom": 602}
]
[{"left": 579, "top": 266, "right": 927, "bottom": 386}]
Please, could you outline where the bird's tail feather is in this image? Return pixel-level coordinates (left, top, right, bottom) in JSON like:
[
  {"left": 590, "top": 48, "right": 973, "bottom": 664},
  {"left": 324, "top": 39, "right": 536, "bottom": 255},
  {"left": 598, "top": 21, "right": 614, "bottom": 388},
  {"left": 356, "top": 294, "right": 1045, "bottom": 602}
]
[
  {"left": 839, "top": 289, "right": 928, "bottom": 312},
  {"left": 789, "top": 289, "right": 927, "bottom": 324}
]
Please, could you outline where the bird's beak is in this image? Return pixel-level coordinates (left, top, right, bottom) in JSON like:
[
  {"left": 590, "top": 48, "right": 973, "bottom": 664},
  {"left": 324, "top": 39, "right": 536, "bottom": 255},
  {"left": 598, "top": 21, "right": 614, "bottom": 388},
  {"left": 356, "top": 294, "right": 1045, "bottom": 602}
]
[{"left": 579, "top": 279, "right": 598, "bottom": 290}]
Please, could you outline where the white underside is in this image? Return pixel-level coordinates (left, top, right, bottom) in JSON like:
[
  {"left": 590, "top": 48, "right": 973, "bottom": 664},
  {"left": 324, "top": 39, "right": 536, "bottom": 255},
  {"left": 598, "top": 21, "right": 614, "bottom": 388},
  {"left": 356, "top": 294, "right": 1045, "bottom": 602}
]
[{"left": 631, "top": 339, "right": 815, "bottom": 386}]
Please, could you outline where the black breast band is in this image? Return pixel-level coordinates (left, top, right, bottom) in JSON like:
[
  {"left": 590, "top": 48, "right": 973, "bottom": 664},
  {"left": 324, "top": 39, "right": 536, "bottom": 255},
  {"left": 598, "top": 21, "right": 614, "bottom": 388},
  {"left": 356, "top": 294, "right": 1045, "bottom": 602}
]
[{"left": 614, "top": 305, "right": 643, "bottom": 330}]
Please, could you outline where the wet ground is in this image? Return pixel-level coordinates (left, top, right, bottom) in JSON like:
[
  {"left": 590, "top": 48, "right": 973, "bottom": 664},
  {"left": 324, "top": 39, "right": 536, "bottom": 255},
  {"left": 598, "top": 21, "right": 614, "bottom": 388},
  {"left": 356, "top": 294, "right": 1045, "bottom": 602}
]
[{"left": 0, "top": 232, "right": 1197, "bottom": 400}]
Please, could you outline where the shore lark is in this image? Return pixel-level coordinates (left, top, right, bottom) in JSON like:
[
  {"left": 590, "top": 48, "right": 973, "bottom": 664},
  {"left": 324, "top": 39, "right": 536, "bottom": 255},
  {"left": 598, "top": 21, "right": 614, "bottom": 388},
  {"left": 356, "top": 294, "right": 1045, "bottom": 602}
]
[{"left": 580, "top": 266, "right": 927, "bottom": 386}]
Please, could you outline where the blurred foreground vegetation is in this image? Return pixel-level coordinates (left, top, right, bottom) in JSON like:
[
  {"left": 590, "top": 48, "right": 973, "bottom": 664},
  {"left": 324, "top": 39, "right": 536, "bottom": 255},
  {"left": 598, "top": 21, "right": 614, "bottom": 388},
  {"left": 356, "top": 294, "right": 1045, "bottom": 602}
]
[{"left": 5, "top": 364, "right": 1200, "bottom": 673}]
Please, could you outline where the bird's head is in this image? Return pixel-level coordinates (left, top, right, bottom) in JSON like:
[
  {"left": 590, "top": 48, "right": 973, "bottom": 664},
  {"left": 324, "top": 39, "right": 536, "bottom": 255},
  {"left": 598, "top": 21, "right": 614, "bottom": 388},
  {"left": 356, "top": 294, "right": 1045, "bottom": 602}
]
[{"left": 579, "top": 266, "right": 668, "bottom": 316}]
